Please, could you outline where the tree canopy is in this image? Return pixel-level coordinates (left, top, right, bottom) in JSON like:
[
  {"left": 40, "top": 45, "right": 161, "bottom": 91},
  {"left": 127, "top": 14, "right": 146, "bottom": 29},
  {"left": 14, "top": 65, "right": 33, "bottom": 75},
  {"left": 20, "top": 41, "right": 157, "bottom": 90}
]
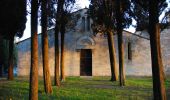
[
  {"left": 130, "top": 0, "right": 168, "bottom": 31},
  {"left": 88, "top": 0, "right": 132, "bottom": 34},
  {"left": 42, "top": 0, "right": 76, "bottom": 28},
  {"left": 0, "top": 0, "right": 27, "bottom": 39}
]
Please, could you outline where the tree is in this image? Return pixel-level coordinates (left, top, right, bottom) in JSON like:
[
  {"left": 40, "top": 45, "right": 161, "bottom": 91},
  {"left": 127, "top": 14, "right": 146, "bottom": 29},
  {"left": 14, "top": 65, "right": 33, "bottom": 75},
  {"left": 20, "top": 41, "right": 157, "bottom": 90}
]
[
  {"left": 54, "top": 17, "right": 60, "bottom": 86},
  {"left": 60, "top": 0, "right": 76, "bottom": 82},
  {"left": 29, "top": 0, "right": 39, "bottom": 99},
  {"left": 60, "top": 15, "right": 66, "bottom": 81},
  {"left": 0, "top": 39, "right": 9, "bottom": 77},
  {"left": 0, "top": 38, "right": 18, "bottom": 77},
  {"left": 115, "top": 0, "right": 125, "bottom": 86},
  {"left": 114, "top": 0, "right": 132, "bottom": 86},
  {"left": 89, "top": 0, "right": 132, "bottom": 83},
  {"left": 0, "top": 37, "right": 4, "bottom": 77},
  {"left": 54, "top": 24, "right": 60, "bottom": 86},
  {"left": 53, "top": 0, "right": 75, "bottom": 84},
  {"left": 54, "top": 0, "right": 65, "bottom": 85},
  {"left": 130, "top": 0, "right": 167, "bottom": 31},
  {"left": 106, "top": 30, "right": 118, "bottom": 81},
  {"left": 149, "top": 0, "right": 167, "bottom": 99},
  {"left": 0, "top": 0, "right": 27, "bottom": 80},
  {"left": 7, "top": 36, "right": 14, "bottom": 80},
  {"left": 130, "top": 0, "right": 168, "bottom": 81},
  {"left": 41, "top": 0, "right": 53, "bottom": 94},
  {"left": 89, "top": 0, "right": 118, "bottom": 81},
  {"left": 104, "top": 0, "right": 119, "bottom": 81}
]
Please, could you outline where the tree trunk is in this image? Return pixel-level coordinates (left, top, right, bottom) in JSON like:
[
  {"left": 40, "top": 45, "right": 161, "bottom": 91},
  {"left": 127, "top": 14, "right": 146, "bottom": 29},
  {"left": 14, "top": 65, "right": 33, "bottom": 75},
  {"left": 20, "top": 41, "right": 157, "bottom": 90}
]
[
  {"left": 41, "top": 0, "right": 53, "bottom": 94},
  {"left": 54, "top": 24, "right": 60, "bottom": 86},
  {"left": 29, "top": 0, "right": 39, "bottom": 99},
  {"left": 116, "top": 0, "right": 125, "bottom": 86},
  {"left": 55, "top": 0, "right": 65, "bottom": 82},
  {"left": 54, "top": 0, "right": 64, "bottom": 86},
  {"left": 107, "top": 29, "right": 118, "bottom": 81},
  {"left": 0, "top": 65, "right": 3, "bottom": 77},
  {"left": 8, "top": 37, "right": 14, "bottom": 80},
  {"left": 149, "top": 1, "right": 166, "bottom": 99},
  {"left": 158, "top": 36, "right": 166, "bottom": 80},
  {"left": 60, "top": 24, "right": 65, "bottom": 81},
  {"left": 0, "top": 37, "right": 2, "bottom": 75},
  {"left": 117, "top": 31, "right": 125, "bottom": 86}
]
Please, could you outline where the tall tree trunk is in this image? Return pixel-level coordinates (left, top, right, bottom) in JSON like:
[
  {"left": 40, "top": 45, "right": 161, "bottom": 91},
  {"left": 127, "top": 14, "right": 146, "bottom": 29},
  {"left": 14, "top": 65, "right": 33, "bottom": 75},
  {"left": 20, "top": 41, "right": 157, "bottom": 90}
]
[
  {"left": 54, "top": 0, "right": 64, "bottom": 86},
  {"left": 54, "top": 24, "right": 60, "bottom": 86},
  {"left": 116, "top": 0, "right": 125, "bottom": 86},
  {"left": 8, "top": 37, "right": 14, "bottom": 80},
  {"left": 0, "top": 65, "right": 3, "bottom": 77},
  {"left": 60, "top": 24, "right": 65, "bottom": 81},
  {"left": 29, "top": 0, "right": 38, "bottom": 99},
  {"left": 149, "top": 0, "right": 166, "bottom": 99},
  {"left": 41, "top": 0, "right": 52, "bottom": 94},
  {"left": 117, "top": 31, "right": 125, "bottom": 86},
  {"left": 54, "top": 0, "right": 65, "bottom": 82},
  {"left": 107, "top": 29, "right": 118, "bottom": 81},
  {"left": 158, "top": 34, "right": 166, "bottom": 80},
  {"left": 0, "top": 37, "right": 2, "bottom": 76}
]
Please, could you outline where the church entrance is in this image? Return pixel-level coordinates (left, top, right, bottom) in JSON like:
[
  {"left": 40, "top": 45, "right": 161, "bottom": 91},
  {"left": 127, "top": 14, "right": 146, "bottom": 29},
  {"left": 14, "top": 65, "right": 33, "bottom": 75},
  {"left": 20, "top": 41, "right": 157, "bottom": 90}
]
[{"left": 80, "top": 49, "right": 92, "bottom": 76}]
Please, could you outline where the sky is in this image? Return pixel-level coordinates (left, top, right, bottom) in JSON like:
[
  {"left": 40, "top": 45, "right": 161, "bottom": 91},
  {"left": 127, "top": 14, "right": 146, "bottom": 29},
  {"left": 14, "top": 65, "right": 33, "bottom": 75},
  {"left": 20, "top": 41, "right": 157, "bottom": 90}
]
[
  {"left": 17, "top": 0, "right": 169, "bottom": 41},
  {"left": 17, "top": 0, "right": 90, "bottom": 41}
]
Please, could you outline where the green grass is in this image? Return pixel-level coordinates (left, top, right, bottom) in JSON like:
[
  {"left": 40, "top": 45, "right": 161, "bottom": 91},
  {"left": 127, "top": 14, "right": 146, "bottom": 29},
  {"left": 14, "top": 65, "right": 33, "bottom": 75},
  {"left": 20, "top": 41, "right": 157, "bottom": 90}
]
[{"left": 0, "top": 76, "right": 169, "bottom": 100}]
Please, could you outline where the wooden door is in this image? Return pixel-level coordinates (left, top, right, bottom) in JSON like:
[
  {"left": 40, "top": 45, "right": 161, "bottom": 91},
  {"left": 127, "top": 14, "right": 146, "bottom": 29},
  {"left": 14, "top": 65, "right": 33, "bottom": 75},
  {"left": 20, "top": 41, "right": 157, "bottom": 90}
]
[{"left": 80, "top": 49, "right": 92, "bottom": 76}]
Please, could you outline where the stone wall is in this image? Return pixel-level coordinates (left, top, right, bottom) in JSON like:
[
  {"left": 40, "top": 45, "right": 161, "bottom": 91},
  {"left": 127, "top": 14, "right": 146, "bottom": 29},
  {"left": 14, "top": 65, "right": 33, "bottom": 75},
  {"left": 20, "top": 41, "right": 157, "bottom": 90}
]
[
  {"left": 17, "top": 30, "right": 153, "bottom": 76},
  {"left": 123, "top": 32, "right": 152, "bottom": 76},
  {"left": 161, "top": 27, "right": 170, "bottom": 76},
  {"left": 17, "top": 9, "right": 170, "bottom": 76},
  {"left": 17, "top": 38, "right": 31, "bottom": 76}
]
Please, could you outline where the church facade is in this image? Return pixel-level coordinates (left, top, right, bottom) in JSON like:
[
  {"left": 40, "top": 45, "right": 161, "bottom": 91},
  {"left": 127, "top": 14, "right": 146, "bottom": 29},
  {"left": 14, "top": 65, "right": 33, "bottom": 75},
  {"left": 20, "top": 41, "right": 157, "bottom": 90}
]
[{"left": 17, "top": 8, "right": 170, "bottom": 76}]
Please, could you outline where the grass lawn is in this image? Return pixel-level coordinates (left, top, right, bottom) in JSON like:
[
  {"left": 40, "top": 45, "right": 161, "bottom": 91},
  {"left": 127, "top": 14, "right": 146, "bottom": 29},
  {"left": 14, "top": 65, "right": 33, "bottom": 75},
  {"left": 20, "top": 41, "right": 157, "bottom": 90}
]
[{"left": 0, "top": 76, "right": 169, "bottom": 100}]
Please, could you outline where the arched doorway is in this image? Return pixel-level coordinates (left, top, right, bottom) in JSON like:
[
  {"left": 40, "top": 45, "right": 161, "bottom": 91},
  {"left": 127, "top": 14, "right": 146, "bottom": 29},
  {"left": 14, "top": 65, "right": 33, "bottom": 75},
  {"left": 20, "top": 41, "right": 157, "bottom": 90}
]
[{"left": 76, "top": 36, "right": 95, "bottom": 76}]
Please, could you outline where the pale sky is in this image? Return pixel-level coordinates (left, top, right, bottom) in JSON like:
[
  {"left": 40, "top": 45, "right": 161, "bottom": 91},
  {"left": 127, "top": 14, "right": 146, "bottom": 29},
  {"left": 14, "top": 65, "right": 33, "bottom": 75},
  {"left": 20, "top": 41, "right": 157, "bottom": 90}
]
[
  {"left": 17, "top": 0, "right": 90, "bottom": 41},
  {"left": 17, "top": 0, "right": 169, "bottom": 41}
]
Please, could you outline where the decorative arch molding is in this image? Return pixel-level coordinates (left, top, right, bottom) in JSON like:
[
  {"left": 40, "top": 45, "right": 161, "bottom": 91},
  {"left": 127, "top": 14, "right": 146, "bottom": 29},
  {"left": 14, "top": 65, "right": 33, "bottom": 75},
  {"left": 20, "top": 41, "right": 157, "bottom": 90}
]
[
  {"left": 77, "top": 35, "right": 95, "bottom": 46},
  {"left": 76, "top": 35, "right": 95, "bottom": 50}
]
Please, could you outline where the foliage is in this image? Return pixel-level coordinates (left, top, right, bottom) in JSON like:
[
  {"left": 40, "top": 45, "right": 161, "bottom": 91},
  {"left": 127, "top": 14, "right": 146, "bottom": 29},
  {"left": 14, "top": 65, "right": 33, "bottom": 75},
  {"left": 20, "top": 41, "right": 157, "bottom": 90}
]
[
  {"left": 0, "top": 39, "right": 17, "bottom": 67},
  {"left": 89, "top": 0, "right": 168, "bottom": 32},
  {"left": 39, "top": 0, "right": 76, "bottom": 28},
  {"left": 161, "top": 10, "right": 170, "bottom": 29},
  {"left": 0, "top": 0, "right": 27, "bottom": 39},
  {"left": 13, "top": 43, "right": 18, "bottom": 67},
  {"left": 88, "top": 0, "right": 132, "bottom": 34},
  {"left": 0, "top": 39, "right": 9, "bottom": 66},
  {"left": 0, "top": 76, "right": 170, "bottom": 99},
  {"left": 130, "top": 0, "right": 168, "bottom": 31}
]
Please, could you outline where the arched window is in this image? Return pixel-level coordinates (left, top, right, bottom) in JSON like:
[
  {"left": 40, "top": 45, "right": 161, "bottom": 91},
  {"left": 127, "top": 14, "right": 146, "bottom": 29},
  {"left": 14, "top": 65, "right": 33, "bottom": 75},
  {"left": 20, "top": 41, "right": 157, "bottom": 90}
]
[
  {"left": 87, "top": 16, "right": 90, "bottom": 31},
  {"left": 128, "top": 42, "right": 132, "bottom": 60},
  {"left": 82, "top": 17, "right": 85, "bottom": 31}
]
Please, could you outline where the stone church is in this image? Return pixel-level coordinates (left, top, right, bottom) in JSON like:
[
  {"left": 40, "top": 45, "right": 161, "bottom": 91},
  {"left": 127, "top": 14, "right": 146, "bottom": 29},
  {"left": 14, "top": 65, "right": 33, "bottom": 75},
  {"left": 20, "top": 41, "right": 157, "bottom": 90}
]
[{"left": 17, "top": 8, "right": 170, "bottom": 76}]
